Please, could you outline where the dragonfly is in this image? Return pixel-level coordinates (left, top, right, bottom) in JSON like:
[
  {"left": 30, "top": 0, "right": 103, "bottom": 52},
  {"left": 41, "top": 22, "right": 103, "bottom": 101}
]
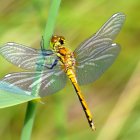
[{"left": 0, "top": 13, "right": 125, "bottom": 130}]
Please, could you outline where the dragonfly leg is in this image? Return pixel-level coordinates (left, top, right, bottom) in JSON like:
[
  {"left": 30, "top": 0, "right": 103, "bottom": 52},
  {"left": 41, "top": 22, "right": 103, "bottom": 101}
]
[
  {"left": 49, "top": 59, "right": 58, "bottom": 69},
  {"left": 41, "top": 50, "right": 54, "bottom": 56},
  {"left": 40, "top": 36, "right": 45, "bottom": 51},
  {"left": 36, "top": 59, "right": 58, "bottom": 70}
]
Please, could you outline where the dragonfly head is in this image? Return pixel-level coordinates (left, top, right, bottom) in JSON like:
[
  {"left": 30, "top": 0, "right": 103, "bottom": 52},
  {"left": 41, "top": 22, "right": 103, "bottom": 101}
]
[{"left": 50, "top": 35, "right": 65, "bottom": 51}]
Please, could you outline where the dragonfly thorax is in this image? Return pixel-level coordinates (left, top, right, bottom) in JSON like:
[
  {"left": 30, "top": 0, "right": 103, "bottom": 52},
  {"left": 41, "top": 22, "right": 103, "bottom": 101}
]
[
  {"left": 51, "top": 35, "right": 76, "bottom": 71},
  {"left": 57, "top": 47, "right": 76, "bottom": 71}
]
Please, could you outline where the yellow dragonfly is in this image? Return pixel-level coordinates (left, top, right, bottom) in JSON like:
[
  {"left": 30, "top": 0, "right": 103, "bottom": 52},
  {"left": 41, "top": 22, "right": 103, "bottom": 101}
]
[{"left": 0, "top": 13, "right": 125, "bottom": 130}]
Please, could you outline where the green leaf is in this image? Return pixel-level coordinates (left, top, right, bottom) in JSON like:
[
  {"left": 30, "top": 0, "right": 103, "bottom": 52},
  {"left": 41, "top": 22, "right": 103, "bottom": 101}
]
[{"left": 0, "top": 82, "right": 39, "bottom": 108}]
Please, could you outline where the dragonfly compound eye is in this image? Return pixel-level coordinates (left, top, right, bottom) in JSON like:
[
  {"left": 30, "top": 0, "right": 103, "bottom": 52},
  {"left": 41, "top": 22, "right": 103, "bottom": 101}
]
[
  {"left": 51, "top": 35, "right": 59, "bottom": 44},
  {"left": 58, "top": 36, "right": 65, "bottom": 45},
  {"left": 59, "top": 38, "right": 65, "bottom": 45}
]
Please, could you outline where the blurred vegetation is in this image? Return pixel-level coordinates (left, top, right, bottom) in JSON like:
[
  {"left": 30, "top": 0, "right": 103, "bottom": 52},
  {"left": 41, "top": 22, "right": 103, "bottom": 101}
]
[{"left": 0, "top": 0, "right": 140, "bottom": 140}]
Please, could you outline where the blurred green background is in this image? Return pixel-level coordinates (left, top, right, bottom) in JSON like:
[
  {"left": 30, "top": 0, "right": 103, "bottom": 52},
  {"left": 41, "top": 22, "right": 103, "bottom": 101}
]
[{"left": 0, "top": 0, "right": 140, "bottom": 140}]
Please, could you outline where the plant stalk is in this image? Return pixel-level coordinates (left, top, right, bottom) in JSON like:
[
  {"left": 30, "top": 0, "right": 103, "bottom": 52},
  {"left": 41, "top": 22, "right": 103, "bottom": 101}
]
[{"left": 20, "top": 0, "right": 61, "bottom": 139}]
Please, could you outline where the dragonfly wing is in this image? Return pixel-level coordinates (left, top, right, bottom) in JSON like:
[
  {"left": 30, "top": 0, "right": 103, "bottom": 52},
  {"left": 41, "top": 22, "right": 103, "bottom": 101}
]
[
  {"left": 0, "top": 42, "right": 58, "bottom": 70},
  {"left": 0, "top": 67, "right": 67, "bottom": 97},
  {"left": 74, "top": 13, "right": 125, "bottom": 58},
  {"left": 74, "top": 13, "right": 125, "bottom": 85},
  {"left": 75, "top": 43, "right": 120, "bottom": 85},
  {"left": 94, "top": 12, "right": 125, "bottom": 40}
]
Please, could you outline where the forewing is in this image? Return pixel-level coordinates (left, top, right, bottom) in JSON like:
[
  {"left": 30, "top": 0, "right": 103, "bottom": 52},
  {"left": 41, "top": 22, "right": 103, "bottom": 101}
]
[
  {"left": 0, "top": 66, "right": 67, "bottom": 97},
  {"left": 95, "top": 12, "right": 125, "bottom": 40},
  {"left": 0, "top": 42, "right": 57, "bottom": 70},
  {"left": 75, "top": 43, "right": 120, "bottom": 85},
  {"left": 74, "top": 13, "right": 125, "bottom": 58}
]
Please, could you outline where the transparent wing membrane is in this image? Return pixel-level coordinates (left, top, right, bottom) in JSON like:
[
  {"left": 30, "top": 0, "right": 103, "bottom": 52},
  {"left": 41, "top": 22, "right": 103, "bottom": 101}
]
[
  {"left": 95, "top": 13, "right": 125, "bottom": 40},
  {"left": 76, "top": 43, "right": 120, "bottom": 85},
  {"left": 74, "top": 13, "right": 125, "bottom": 85},
  {"left": 0, "top": 42, "right": 58, "bottom": 71},
  {"left": 74, "top": 13, "right": 125, "bottom": 54},
  {"left": 1, "top": 67, "right": 67, "bottom": 97}
]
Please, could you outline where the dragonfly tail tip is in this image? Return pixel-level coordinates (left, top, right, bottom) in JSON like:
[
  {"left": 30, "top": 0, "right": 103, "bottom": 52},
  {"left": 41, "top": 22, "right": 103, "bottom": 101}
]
[{"left": 91, "top": 123, "right": 96, "bottom": 131}]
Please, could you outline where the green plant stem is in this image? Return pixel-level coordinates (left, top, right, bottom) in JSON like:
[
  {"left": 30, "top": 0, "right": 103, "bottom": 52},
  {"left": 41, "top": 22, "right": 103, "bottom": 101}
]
[
  {"left": 21, "top": 102, "right": 37, "bottom": 140},
  {"left": 43, "top": 0, "right": 61, "bottom": 49},
  {"left": 20, "top": 0, "right": 61, "bottom": 140}
]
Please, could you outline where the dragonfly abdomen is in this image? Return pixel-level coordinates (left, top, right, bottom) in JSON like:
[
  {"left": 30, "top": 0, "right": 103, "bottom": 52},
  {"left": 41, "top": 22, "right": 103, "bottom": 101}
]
[{"left": 66, "top": 69, "right": 95, "bottom": 131}]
